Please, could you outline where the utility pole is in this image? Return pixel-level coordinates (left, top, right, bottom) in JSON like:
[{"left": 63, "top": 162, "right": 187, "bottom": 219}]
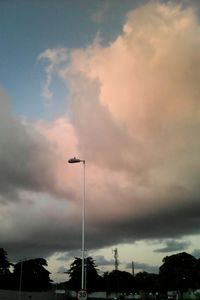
[{"left": 132, "top": 261, "right": 135, "bottom": 277}]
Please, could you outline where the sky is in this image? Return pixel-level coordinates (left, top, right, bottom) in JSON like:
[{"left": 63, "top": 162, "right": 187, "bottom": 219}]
[{"left": 1, "top": 0, "right": 200, "bottom": 283}]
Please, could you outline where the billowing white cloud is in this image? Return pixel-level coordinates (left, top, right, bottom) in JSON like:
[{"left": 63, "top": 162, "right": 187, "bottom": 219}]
[
  {"left": 1, "top": 1, "right": 200, "bottom": 262},
  {"left": 39, "top": 1, "right": 200, "bottom": 245}
]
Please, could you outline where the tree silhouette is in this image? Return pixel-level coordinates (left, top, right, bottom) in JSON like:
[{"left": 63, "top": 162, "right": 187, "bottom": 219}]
[
  {"left": 0, "top": 248, "right": 12, "bottom": 289},
  {"left": 67, "top": 256, "right": 100, "bottom": 292},
  {"left": 159, "top": 252, "right": 200, "bottom": 297},
  {"left": 12, "top": 258, "right": 52, "bottom": 291},
  {"left": 134, "top": 271, "right": 159, "bottom": 294},
  {"left": 103, "top": 270, "right": 134, "bottom": 295}
]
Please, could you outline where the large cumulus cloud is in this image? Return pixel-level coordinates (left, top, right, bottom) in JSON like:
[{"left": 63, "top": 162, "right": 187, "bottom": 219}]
[
  {"left": 40, "top": 2, "right": 200, "bottom": 246},
  {"left": 1, "top": 1, "right": 200, "bottom": 260}
]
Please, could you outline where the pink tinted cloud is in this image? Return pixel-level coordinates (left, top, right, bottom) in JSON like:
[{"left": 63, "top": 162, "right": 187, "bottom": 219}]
[
  {"left": 38, "top": 2, "right": 200, "bottom": 246},
  {"left": 36, "top": 117, "right": 83, "bottom": 200}
]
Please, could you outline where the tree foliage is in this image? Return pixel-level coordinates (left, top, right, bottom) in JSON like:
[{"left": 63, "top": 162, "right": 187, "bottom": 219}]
[
  {"left": 134, "top": 271, "right": 159, "bottom": 293},
  {"left": 159, "top": 252, "right": 200, "bottom": 294},
  {"left": 103, "top": 270, "right": 134, "bottom": 294},
  {"left": 66, "top": 252, "right": 200, "bottom": 295},
  {"left": 1, "top": 246, "right": 200, "bottom": 295},
  {"left": 0, "top": 248, "right": 12, "bottom": 289},
  {"left": 0, "top": 248, "right": 11, "bottom": 275},
  {"left": 12, "top": 258, "right": 52, "bottom": 291},
  {"left": 67, "top": 256, "right": 101, "bottom": 292},
  {"left": 0, "top": 248, "right": 52, "bottom": 291}
]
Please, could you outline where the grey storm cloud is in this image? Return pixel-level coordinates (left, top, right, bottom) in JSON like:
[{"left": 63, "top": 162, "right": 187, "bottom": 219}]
[
  {"left": 191, "top": 249, "right": 200, "bottom": 259},
  {"left": 84, "top": 196, "right": 200, "bottom": 251},
  {"left": 0, "top": 92, "right": 65, "bottom": 201},
  {"left": 94, "top": 255, "right": 114, "bottom": 267},
  {"left": 154, "top": 240, "right": 190, "bottom": 253},
  {"left": 0, "top": 91, "right": 74, "bottom": 202}
]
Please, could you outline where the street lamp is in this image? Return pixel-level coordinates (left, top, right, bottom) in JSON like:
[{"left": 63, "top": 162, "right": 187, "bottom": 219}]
[
  {"left": 68, "top": 157, "right": 86, "bottom": 290},
  {"left": 18, "top": 260, "right": 23, "bottom": 300}
]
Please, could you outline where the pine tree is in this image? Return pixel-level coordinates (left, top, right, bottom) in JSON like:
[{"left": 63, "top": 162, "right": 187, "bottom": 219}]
[
  {"left": 0, "top": 248, "right": 12, "bottom": 289},
  {"left": 67, "top": 256, "right": 100, "bottom": 292}
]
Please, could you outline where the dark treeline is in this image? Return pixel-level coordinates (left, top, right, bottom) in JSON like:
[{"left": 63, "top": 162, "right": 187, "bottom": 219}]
[
  {"left": 62, "top": 252, "right": 200, "bottom": 296},
  {"left": 1, "top": 247, "right": 200, "bottom": 295},
  {"left": 0, "top": 248, "right": 52, "bottom": 291}
]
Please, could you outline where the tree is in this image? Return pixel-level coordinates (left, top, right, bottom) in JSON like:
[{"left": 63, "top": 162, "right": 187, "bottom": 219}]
[
  {"left": 0, "top": 248, "right": 12, "bottom": 289},
  {"left": 103, "top": 270, "right": 134, "bottom": 295},
  {"left": 12, "top": 258, "right": 52, "bottom": 291},
  {"left": 159, "top": 252, "right": 200, "bottom": 297},
  {"left": 134, "top": 271, "right": 159, "bottom": 294},
  {"left": 67, "top": 256, "right": 101, "bottom": 292}
]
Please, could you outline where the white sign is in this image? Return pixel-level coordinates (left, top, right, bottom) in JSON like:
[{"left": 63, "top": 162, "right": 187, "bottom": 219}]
[{"left": 78, "top": 290, "right": 87, "bottom": 300}]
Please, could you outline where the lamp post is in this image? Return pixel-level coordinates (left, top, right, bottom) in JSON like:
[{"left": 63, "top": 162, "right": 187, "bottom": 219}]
[
  {"left": 18, "top": 260, "right": 23, "bottom": 300},
  {"left": 68, "top": 157, "right": 86, "bottom": 290}
]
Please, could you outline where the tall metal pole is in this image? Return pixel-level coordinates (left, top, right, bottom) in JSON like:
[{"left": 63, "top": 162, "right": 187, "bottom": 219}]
[
  {"left": 81, "top": 160, "right": 85, "bottom": 290},
  {"left": 18, "top": 260, "right": 23, "bottom": 300},
  {"left": 68, "top": 157, "right": 86, "bottom": 291}
]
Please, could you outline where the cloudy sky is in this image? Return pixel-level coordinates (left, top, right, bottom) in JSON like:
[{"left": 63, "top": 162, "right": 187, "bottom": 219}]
[{"left": 1, "top": 0, "right": 200, "bottom": 282}]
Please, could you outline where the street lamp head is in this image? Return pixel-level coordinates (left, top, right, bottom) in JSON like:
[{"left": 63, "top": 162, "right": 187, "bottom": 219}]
[{"left": 68, "top": 157, "right": 85, "bottom": 164}]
